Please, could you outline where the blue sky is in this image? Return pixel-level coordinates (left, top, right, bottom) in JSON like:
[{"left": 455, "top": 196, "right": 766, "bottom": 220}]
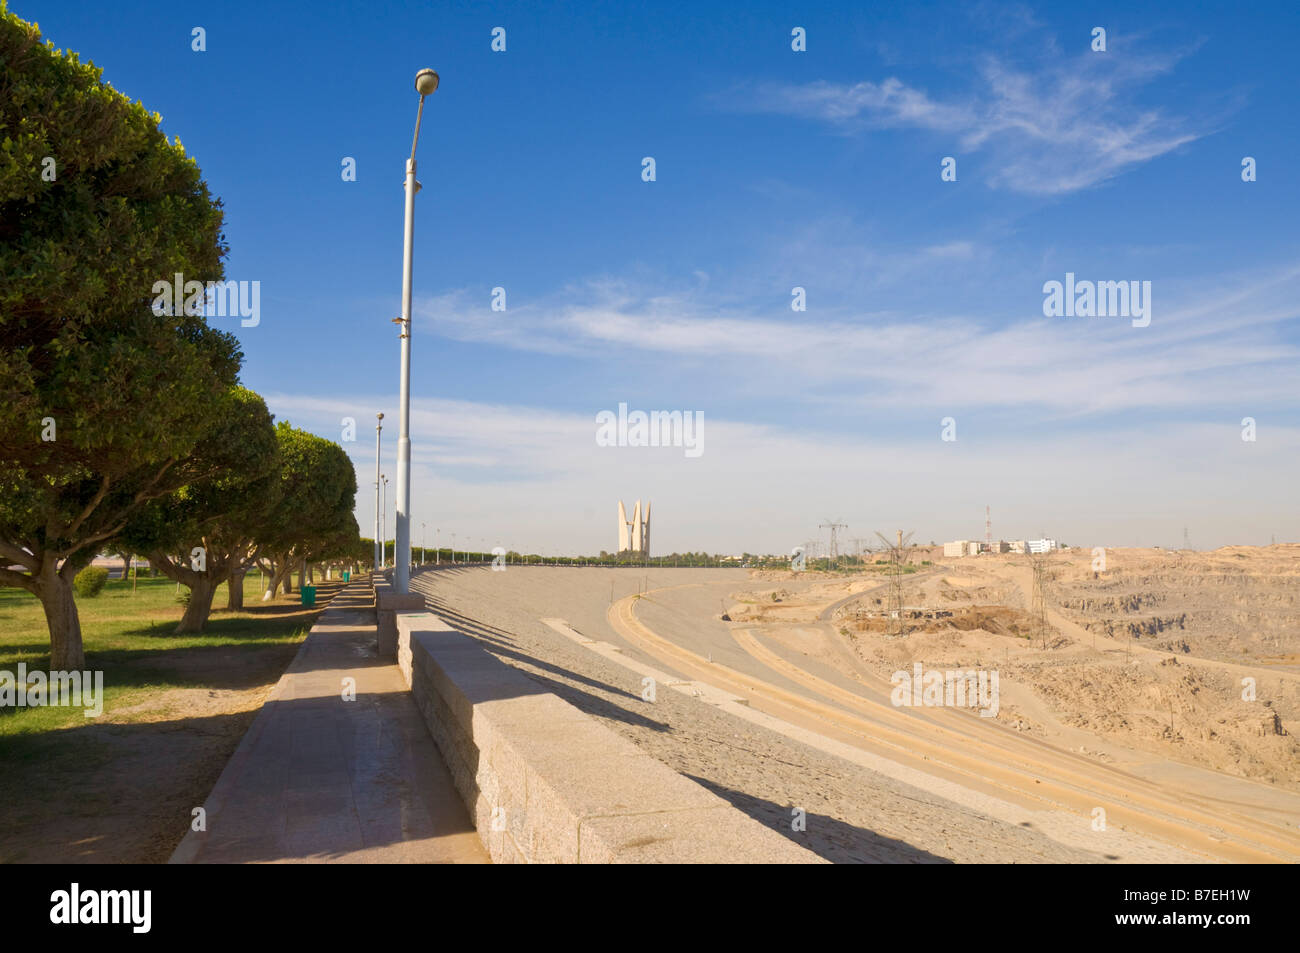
[{"left": 21, "top": 0, "right": 1300, "bottom": 553}]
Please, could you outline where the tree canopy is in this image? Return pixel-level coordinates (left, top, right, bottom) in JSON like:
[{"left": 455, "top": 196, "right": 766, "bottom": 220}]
[
  {"left": 0, "top": 8, "right": 238, "bottom": 668},
  {"left": 0, "top": 9, "right": 360, "bottom": 663}
]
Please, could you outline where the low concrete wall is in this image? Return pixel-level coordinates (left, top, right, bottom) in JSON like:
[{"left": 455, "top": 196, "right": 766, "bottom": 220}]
[
  {"left": 395, "top": 612, "right": 821, "bottom": 864},
  {"left": 373, "top": 574, "right": 424, "bottom": 657}
]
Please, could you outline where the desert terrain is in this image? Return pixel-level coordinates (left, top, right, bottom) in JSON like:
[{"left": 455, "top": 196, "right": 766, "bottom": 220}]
[{"left": 409, "top": 547, "right": 1298, "bottom": 863}]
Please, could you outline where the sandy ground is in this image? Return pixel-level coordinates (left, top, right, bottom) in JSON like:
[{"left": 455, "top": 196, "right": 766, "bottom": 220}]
[
  {"left": 881, "top": 548, "right": 1300, "bottom": 792},
  {"left": 408, "top": 564, "right": 1300, "bottom": 862}
]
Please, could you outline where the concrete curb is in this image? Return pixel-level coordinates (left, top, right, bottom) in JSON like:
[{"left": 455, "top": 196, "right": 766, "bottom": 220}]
[{"left": 375, "top": 574, "right": 424, "bottom": 657}]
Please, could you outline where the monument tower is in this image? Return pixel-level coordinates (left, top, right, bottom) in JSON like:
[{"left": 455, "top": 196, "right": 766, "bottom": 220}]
[{"left": 617, "top": 499, "right": 651, "bottom": 556}]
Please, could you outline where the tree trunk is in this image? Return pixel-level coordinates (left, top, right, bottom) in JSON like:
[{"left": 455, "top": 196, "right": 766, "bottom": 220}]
[
  {"left": 121, "top": 554, "right": 131, "bottom": 581},
  {"left": 259, "top": 560, "right": 278, "bottom": 601},
  {"left": 227, "top": 569, "right": 246, "bottom": 610},
  {"left": 37, "top": 563, "right": 85, "bottom": 671},
  {"left": 176, "top": 575, "right": 218, "bottom": 633}
]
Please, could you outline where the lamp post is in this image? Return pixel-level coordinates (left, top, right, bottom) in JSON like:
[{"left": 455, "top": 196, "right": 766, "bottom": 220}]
[
  {"left": 394, "top": 67, "right": 440, "bottom": 595},
  {"left": 381, "top": 474, "right": 389, "bottom": 568},
  {"left": 374, "top": 413, "right": 384, "bottom": 572}
]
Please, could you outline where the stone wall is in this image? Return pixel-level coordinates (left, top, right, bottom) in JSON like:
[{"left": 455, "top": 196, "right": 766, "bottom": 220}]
[{"left": 394, "top": 612, "right": 821, "bottom": 864}]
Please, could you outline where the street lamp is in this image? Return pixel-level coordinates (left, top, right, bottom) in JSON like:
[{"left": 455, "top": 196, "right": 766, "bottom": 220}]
[
  {"left": 374, "top": 413, "right": 384, "bottom": 572},
  {"left": 394, "top": 67, "right": 440, "bottom": 595},
  {"left": 381, "top": 474, "right": 389, "bottom": 568}
]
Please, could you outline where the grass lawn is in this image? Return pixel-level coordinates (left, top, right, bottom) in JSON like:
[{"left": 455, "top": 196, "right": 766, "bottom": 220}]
[{"left": 0, "top": 572, "right": 350, "bottom": 862}]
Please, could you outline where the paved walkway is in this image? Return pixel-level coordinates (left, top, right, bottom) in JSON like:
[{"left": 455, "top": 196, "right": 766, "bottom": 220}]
[{"left": 171, "top": 580, "right": 488, "bottom": 863}]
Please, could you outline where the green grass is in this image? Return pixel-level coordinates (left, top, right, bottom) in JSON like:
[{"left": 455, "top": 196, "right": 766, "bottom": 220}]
[{"left": 0, "top": 574, "right": 319, "bottom": 737}]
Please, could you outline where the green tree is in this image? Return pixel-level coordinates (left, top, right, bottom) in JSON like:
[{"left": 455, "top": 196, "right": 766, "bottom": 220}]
[
  {"left": 256, "top": 422, "right": 358, "bottom": 599},
  {"left": 0, "top": 8, "right": 235, "bottom": 668},
  {"left": 104, "top": 542, "right": 133, "bottom": 583},
  {"left": 120, "top": 387, "right": 279, "bottom": 631}
]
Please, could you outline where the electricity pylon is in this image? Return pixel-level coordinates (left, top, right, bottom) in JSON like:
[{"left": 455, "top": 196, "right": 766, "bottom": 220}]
[
  {"left": 875, "top": 529, "right": 915, "bottom": 637},
  {"left": 820, "top": 518, "right": 847, "bottom": 569},
  {"left": 1028, "top": 551, "right": 1052, "bottom": 650}
]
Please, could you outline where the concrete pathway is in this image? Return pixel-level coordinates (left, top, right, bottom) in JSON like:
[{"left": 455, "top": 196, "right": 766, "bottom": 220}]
[{"left": 171, "top": 581, "right": 488, "bottom": 863}]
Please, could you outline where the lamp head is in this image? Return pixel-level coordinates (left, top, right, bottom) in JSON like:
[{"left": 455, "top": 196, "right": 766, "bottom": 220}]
[{"left": 415, "top": 69, "right": 439, "bottom": 96}]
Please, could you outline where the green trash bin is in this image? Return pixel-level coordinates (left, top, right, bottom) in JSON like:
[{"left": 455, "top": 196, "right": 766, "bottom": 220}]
[
  {"left": 300, "top": 585, "right": 316, "bottom": 607},
  {"left": 342, "top": 571, "right": 351, "bottom": 583}
]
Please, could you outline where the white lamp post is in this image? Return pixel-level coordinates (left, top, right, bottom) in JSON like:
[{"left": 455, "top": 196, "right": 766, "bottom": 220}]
[
  {"left": 395, "top": 67, "right": 440, "bottom": 594},
  {"left": 374, "top": 413, "right": 383, "bottom": 572},
  {"left": 381, "top": 474, "right": 389, "bottom": 568}
]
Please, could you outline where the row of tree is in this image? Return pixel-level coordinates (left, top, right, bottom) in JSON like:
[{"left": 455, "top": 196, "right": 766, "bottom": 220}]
[
  {"left": 0, "top": 10, "right": 360, "bottom": 669},
  {"left": 121, "top": 408, "right": 360, "bottom": 632}
]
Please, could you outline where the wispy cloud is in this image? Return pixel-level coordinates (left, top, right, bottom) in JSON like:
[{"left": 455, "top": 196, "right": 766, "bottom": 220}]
[
  {"left": 723, "top": 39, "right": 1209, "bottom": 194},
  {"left": 415, "top": 262, "right": 1300, "bottom": 417}
]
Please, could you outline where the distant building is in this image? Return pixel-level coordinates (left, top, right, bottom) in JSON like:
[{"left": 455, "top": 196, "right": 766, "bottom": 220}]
[
  {"left": 1027, "top": 538, "right": 1059, "bottom": 554},
  {"left": 617, "top": 499, "right": 651, "bottom": 556},
  {"left": 943, "top": 540, "right": 983, "bottom": 557},
  {"left": 1008, "top": 540, "right": 1028, "bottom": 554}
]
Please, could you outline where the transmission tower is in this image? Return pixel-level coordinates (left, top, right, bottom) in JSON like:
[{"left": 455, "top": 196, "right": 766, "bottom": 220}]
[
  {"left": 1028, "top": 551, "right": 1052, "bottom": 650},
  {"left": 820, "top": 518, "right": 848, "bottom": 568},
  {"left": 875, "top": 529, "right": 915, "bottom": 637},
  {"left": 849, "top": 537, "right": 870, "bottom": 562},
  {"left": 985, "top": 504, "right": 992, "bottom": 550}
]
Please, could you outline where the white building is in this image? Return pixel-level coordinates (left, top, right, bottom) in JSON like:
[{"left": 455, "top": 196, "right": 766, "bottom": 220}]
[{"left": 1027, "top": 538, "right": 1059, "bottom": 554}]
